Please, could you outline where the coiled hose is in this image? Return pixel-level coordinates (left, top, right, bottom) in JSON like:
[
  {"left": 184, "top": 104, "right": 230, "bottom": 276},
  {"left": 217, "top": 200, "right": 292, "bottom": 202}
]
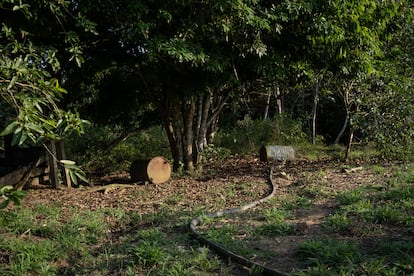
[{"left": 189, "top": 168, "right": 288, "bottom": 276}]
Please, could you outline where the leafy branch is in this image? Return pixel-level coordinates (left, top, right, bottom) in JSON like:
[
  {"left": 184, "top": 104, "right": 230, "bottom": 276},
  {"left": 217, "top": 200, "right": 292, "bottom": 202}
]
[{"left": 0, "top": 185, "right": 27, "bottom": 209}]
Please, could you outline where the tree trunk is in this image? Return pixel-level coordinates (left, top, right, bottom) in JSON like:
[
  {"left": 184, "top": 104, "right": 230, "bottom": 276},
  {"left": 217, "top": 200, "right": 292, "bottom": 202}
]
[
  {"left": 207, "top": 117, "right": 219, "bottom": 145},
  {"left": 345, "top": 125, "right": 354, "bottom": 160},
  {"left": 173, "top": 107, "right": 184, "bottom": 171},
  {"left": 195, "top": 92, "right": 211, "bottom": 160},
  {"left": 334, "top": 110, "right": 349, "bottom": 145},
  {"left": 311, "top": 80, "right": 319, "bottom": 145},
  {"left": 182, "top": 100, "right": 196, "bottom": 171},
  {"left": 263, "top": 88, "right": 271, "bottom": 120},
  {"left": 162, "top": 99, "right": 183, "bottom": 172},
  {"left": 165, "top": 120, "right": 180, "bottom": 171},
  {"left": 161, "top": 89, "right": 230, "bottom": 172},
  {"left": 334, "top": 80, "right": 353, "bottom": 145},
  {"left": 275, "top": 86, "right": 282, "bottom": 114}
]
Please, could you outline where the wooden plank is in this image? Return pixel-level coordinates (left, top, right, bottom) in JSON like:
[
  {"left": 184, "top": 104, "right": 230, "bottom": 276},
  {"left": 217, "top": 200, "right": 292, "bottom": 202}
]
[
  {"left": 56, "top": 141, "right": 71, "bottom": 188},
  {"left": 0, "top": 164, "right": 31, "bottom": 188},
  {"left": 46, "top": 141, "right": 60, "bottom": 189}
]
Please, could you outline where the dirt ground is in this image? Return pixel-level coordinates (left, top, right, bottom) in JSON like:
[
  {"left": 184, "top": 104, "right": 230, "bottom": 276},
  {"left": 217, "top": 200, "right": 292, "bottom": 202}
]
[{"left": 18, "top": 156, "right": 399, "bottom": 274}]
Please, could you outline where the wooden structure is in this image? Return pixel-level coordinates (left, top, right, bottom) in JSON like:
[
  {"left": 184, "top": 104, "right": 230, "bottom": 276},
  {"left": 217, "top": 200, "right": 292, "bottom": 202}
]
[
  {"left": 130, "top": 156, "right": 171, "bottom": 184},
  {"left": 0, "top": 136, "right": 71, "bottom": 189},
  {"left": 44, "top": 141, "right": 72, "bottom": 188}
]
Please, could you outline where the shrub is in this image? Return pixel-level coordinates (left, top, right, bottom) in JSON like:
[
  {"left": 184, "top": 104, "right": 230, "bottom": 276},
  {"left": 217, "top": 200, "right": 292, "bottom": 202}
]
[
  {"left": 216, "top": 116, "right": 308, "bottom": 155},
  {"left": 65, "top": 124, "right": 169, "bottom": 173}
]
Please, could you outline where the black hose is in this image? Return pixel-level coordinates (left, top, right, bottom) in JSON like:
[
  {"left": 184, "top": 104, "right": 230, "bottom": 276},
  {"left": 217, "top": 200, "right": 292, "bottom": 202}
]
[{"left": 189, "top": 168, "right": 288, "bottom": 276}]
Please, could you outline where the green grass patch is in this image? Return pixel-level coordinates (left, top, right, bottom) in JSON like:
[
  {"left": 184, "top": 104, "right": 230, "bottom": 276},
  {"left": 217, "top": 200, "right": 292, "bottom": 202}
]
[
  {"left": 0, "top": 204, "right": 228, "bottom": 275},
  {"left": 1, "top": 143, "right": 414, "bottom": 275},
  {"left": 0, "top": 205, "right": 111, "bottom": 275},
  {"left": 281, "top": 195, "right": 312, "bottom": 210},
  {"left": 297, "top": 238, "right": 361, "bottom": 266},
  {"left": 323, "top": 213, "right": 350, "bottom": 232}
]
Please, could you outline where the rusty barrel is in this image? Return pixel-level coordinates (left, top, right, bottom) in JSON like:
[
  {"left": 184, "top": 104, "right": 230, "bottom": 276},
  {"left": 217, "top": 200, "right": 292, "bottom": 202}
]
[
  {"left": 260, "top": 145, "right": 295, "bottom": 162},
  {"left": 130, "top": 156, "right": 172, "bottom": 184}
]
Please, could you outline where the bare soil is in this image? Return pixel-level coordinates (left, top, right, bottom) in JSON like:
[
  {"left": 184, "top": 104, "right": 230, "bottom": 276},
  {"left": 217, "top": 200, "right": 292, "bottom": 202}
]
[{"left": 17, "top": 156, "right": 405, "bottom": 274}]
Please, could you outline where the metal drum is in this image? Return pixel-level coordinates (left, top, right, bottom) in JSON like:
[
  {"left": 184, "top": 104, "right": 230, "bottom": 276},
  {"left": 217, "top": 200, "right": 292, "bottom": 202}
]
[{"left": 260, "top": 145, "right": 295, "bottom": 162}]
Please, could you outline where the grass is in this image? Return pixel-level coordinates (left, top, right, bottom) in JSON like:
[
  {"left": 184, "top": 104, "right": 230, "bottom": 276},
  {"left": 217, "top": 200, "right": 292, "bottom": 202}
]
[
  {"left": 0, "top": 203, "right": 229, "bottom": 275},
  {"left": 200, "top": 163, "right": 414, "bottom": 275},
  {"left": 323, "top": 213, "right": 350, "bottom": 232},
  {"left": 2, "top": 162, "right": 414, "bottom": 275},
  {"left": 0, "top": 206, "right": 111, "bottom": 275},
  {"left": 297, "top": 238, "right": 361, "bottom": 266}
]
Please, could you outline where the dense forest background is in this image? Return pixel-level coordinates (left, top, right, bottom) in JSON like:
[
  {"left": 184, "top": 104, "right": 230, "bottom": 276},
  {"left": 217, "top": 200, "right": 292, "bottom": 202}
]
[
  {"left": 1, "top": 2, "right": 414, "bottom": 274},
  {"left": 1, "top": 0, "right": 413, "bottom": 173}
]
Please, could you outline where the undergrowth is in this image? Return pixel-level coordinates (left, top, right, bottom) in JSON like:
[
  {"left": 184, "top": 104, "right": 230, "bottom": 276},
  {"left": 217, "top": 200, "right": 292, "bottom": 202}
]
[{"left": 1, "top": 118, "right": 413, "bottom": 275}]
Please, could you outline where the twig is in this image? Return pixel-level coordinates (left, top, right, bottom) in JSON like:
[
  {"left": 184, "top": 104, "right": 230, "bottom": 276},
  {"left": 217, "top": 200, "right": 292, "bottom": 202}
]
[
  {"left": 20, "top": 228, "right": 31, "bottom": 238},
  {"left": 83, "top": 183, "right": 137, "bottom": 193},
  {"left": 342, "top": 166, "right": 363, "bottom": 173}
]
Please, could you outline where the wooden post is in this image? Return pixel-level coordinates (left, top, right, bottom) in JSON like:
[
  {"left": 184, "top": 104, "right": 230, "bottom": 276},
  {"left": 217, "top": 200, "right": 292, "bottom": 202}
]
[
  {"left": 56, "top": 141, "right": 71, "bottom": 188},
  {"left": 46, "top": 141, "right": 61, "bottom": 188}
]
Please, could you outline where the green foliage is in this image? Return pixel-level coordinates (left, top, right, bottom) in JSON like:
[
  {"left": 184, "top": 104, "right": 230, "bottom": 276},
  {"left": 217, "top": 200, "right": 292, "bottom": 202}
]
[
  {"left": 281, "top": 195, "right": 312, "bottom": 210},
  {"left": 257, "top": 222, "right": 294, "bottom": 237},
  {"left": 126, "top": 126, "right": 171, "bottom": 159},
  {"left": 0, "top": 186, "right": 26, "bottom": 209},
  {"left": 204, "top": 223, "right": 257, "bottom": 258},
  {"left": 355, "top": 75, "right": 414, "bottom": 160},
  {"left": 66, "top": 118, "right": 311, "bottom": 173},
  {"left": 218, "top": 116, "right": 308, "bottom": 155},
  {"left": 65, "top": 124, "right": 169, "bottom": 172},
  {"left": 0, "top": 205, "right": 110, "bottom": 275},
  {"left": 199, "top": 145, "right": 231, "bottom": 164},
  {"left": 53, "top": 0, "right": 414, "bottom": 167},
  {"left": 60, "top": 160, "right": 88, "bottom": 186},
  {"left": 129, "top": 240, "right": 167, "bottom": 269},
  {"left": 298, "top": 238, "right": 361, "bottom": 266},
  {"left": 2, "top": 238, "right": 60, "bottom": 275},
  {"left": 274, "top": 0, "right": 414, "bottom": 158},
  {"left": 257, "top": 208, "right": 294, "bottom": 236},
  {"left": 159, "top": 38, "right": 208, "bottom": 65},
  {"left": 327, "top": 165, "right": 414, "bottom": 233},
  {"left": 294, "top": 237, "right": 414, "bottom": 275},
  {"left": 376, "top": 241, "right": 414, "bottom": 262},
  {"left": 349, "top": 1, "right": 414, "bottom": 160},
  {"left": 262, "top": 208, "right": 292, "bottom": 223},
  {"left": 338, "top": 189, "right": 366, "bottom": 205},
  {"left": 323, "top": 213, "right": 350, "bottom": 232},
  {"left": 0, "top": 1, "right": 95, "bottom": 145},
  {"left": 0, "top": 0, "right": 96, "bottom": 190},
  {"left": 1, "top": 161, "right": 414, "bottom": 275}
]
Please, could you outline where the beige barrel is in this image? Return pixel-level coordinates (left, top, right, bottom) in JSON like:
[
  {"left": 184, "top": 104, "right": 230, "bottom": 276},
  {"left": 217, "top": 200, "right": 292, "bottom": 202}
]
[
  {"left": 130, "top": 156, "right": 172, "bottom": 184},
  {"left": 260, "top": 145, "right": 295, "bottom": 162}
]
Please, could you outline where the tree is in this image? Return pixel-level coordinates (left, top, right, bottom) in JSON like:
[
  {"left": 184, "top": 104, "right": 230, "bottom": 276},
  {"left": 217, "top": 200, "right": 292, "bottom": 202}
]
[
  {"left": 274, "top": 0, "right": 411, "bottom": 157},
  {"left": 57, "top": 0, "right": 413, "bottom": 171},
  {"left": 0, "top": 0, "right": 96, "bottom": 187},
  {"left": 70, "top": 0, "right": 282, "bottom": 172},
  {"left": 355, "top": 3, "right": 414, "bottom": 158}
]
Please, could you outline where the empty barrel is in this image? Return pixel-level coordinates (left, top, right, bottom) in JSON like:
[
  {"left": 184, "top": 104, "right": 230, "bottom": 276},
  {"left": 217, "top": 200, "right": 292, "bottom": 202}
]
[{"left": 260, "top": 145, "right": 295, "bottom": 162}]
